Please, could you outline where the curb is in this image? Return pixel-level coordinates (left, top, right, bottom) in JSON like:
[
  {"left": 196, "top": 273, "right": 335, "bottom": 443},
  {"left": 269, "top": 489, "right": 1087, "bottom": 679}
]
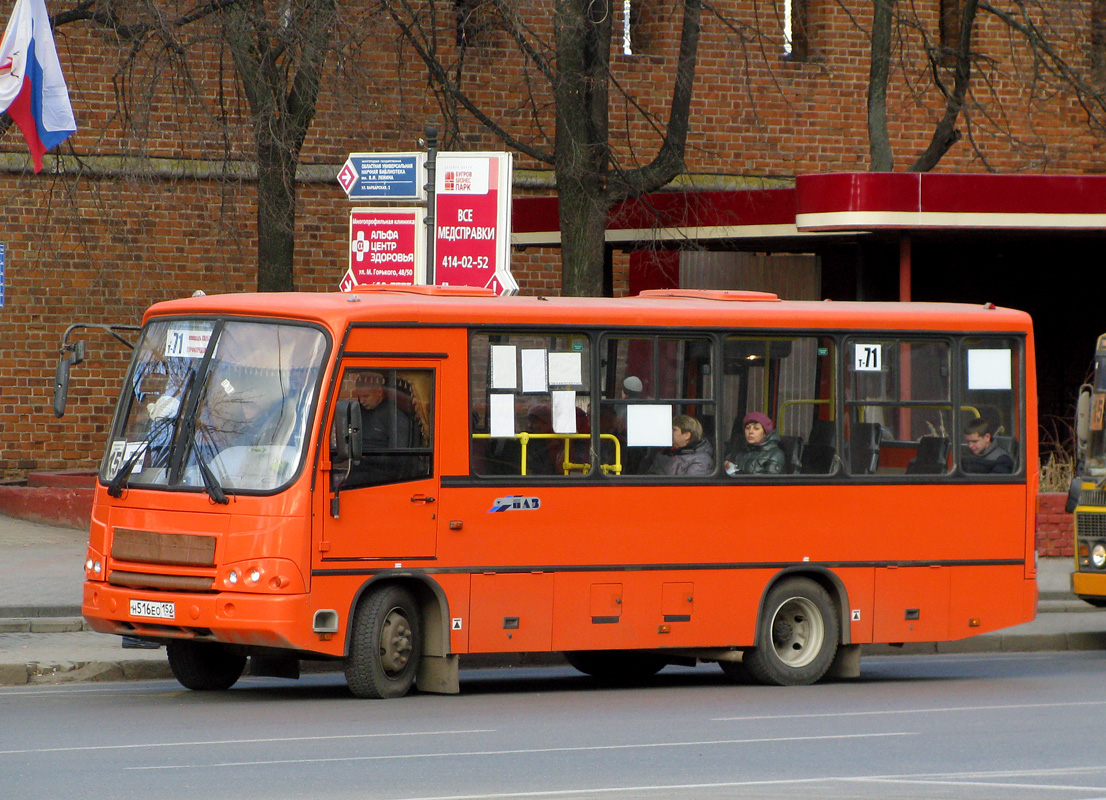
[
  {"left": 2, "top": 631, "right": 1105, "bottom": 688},
  {"left": 0, "top": 659, "right": 175, "bottom": 686},
  {"left": 0, "top": 618, "right": 88, "bottom": 633}
]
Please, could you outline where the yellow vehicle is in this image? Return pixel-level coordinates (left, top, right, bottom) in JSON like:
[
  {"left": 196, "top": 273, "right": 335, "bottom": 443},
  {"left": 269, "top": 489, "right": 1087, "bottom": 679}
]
[{"left": 1071, "top": 333, "right": 1106, "bottom": 606}]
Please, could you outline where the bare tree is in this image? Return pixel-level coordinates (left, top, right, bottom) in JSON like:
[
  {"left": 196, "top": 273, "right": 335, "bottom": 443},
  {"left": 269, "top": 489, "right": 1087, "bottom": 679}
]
[
  {"left": 4, "top": 0, "right": 337, "bottom": 292},
  {"left": 867, "top": 0, "right": 1106, "bottom": 173},
  {"left": 385, "top": 0, "right": 703, "bottom": 297}
]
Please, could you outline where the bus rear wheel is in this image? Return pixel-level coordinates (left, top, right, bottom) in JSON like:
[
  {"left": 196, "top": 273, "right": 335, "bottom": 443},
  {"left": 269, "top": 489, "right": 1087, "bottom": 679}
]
[
  {"left": 744, "top": 577, "right": 839, "bottom": 686},
  {"left": 166, "top": 640, "right": 247, "bottom": 691},
  {"left": 564, "top": 650, "right": 668, "bottom": 682},
  {"left": 346, "top": 585, "right": 422, "bottom": 699}
]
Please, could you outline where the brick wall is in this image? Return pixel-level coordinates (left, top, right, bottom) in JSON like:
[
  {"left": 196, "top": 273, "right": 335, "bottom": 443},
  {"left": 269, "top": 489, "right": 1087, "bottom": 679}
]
[
  {"left": 1037, "top": 492, "right": 1075, "bottom": 557},
  {"left": 0, "top": 1, "right": 1102, "bottom": 472}
]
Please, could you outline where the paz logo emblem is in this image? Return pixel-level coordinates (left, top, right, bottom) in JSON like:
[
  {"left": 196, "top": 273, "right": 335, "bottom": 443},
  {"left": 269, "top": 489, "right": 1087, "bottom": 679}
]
[{"left": 489, "top": 495, "right": 541, "bottom": 513}]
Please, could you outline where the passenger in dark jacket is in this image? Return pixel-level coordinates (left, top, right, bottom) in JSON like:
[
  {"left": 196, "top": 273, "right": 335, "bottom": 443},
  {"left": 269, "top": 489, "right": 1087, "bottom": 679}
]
[
  {"left": 962, "top": 417, "right": 1014, "bottom": 474},
  {"left": 651, "top": 414, "right": 714, "bottom": 476},
  {"left": 725, "top": 411, "right": 786, "bottom": 476}
]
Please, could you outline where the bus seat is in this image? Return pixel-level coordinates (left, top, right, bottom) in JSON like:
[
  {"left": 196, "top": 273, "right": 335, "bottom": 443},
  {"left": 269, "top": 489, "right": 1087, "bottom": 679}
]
[
  {"left": 906, "top": 436, "right": 950, "bottom": 475},
  {"left": 800, "top": 420, "right": 836, "bottom": 474},
  {"left": 800, "top": 444, "right": 835, "bottom": 474},
  {"left": 778, "top": 436, "right": 804, "bottom": 474},
  {"left": 994, "top": 435, "right": 1018, "bottom": 460},
  {"left": 849, "top": 423, "right": 882, "bottom": 474},
  {"left": 808, "top": 419, "right": 836, "bottom": 448}
]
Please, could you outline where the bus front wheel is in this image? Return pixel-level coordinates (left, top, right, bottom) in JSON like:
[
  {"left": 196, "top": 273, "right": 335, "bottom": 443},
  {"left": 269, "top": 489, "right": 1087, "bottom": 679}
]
[
  {"left": 345, "top": 585, "right": 422, "bottom": 699},
  {"left": 166, "top": 640, "right": 246, "bottom": 691},
  {"left": 744, "top": 577, "right": 839, "bottom": 686}
]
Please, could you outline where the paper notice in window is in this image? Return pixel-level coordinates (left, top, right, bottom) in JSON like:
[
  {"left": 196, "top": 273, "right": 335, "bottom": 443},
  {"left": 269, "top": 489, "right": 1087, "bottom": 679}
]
[
  {"left": 548, "top": 352, "right": 582, "bottom": 385},
  {"left": 521, "top": 349, "right": 548, "bottom": 393},
  {"left": 491, "top": 346, "right": 517, "bottom": 390},
  {"left": 490, "top": 393, "right": 516, "bottom": 437},
  {"left": 968, "top": 349, "right": 1012, "bottom": 390},
  {"left": 551, "top": 391, "right": 577, "bottom": 434},
  {"left": 627, "top": 405, "right": 673, "bottom": 447}
]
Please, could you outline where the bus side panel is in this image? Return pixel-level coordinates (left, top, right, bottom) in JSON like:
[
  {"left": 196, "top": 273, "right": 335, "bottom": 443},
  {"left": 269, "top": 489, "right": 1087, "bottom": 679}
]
[
  {"left": 834, "top": 567, "right": 876, "bottom": 645},
  {"left": 948, "top": 564, "right": 1037, "bottom": 639},
  {"left": 468, "top": 573, "right": 554, "bottom": 652},
  {"left": 549, "top": 570, "right": 762, "bottom": 652},
  {"left": 872, "top": 566, "right": 952, "bottom": 643}
]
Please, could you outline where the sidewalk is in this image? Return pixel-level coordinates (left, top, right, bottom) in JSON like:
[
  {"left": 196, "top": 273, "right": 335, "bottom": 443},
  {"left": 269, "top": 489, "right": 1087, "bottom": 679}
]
[{"left": 1, "top": 513, "right": 1103, "bottom": 687}]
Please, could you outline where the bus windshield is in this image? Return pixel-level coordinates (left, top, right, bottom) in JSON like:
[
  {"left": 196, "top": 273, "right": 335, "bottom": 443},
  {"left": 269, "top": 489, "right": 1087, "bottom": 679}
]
[
  {"left": 101, "top": 318, "right": 328, "bottom": 493},
  {"left": 1082, "top": 353, "right": 1106, "bottom": 476}
]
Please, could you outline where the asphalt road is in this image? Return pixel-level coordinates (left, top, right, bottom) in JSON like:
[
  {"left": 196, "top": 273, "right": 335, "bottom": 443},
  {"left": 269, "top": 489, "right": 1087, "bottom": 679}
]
[{"left": 3, "top": 652, "right": 1106, "bottom": 800}]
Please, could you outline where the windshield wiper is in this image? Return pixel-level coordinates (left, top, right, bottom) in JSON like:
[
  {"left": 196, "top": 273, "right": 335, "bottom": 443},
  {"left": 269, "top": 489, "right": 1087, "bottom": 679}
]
[
  {"left": 194, "top": 449, "right": 229, "bottom": 505},
  {"left": 107, "top": 447, "right": 146, "bottom": 498}
]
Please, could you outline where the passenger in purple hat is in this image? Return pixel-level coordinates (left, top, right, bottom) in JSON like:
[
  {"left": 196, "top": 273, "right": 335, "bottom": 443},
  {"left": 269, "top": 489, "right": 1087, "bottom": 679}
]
[{"left": 724, "top": 411, "right": 785, "bottom": 475}]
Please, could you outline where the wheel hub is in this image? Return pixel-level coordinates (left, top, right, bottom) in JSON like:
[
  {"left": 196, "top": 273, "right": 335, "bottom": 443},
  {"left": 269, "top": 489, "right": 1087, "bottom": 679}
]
[
  {"left": 379, "top": 609, "right": 413, "bottom": 676},
  {"left": 769, "top": 597, "right": 823, "bottom": 668}
]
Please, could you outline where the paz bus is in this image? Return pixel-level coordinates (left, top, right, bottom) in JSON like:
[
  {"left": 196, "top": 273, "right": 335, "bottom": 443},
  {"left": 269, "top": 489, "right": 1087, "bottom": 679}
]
[
  {"left": 69, "top": 286, "right": 1038, "bottom": 698},
  {"left": 1071, "top": 333, "right": 1106, "bottom": 606}
]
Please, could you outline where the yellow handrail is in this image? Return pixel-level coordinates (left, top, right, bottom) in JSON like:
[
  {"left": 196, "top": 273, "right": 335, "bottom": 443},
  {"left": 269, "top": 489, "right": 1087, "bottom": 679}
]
[{"left": 472, "top": 432, "right": 623, "bottom": 475}]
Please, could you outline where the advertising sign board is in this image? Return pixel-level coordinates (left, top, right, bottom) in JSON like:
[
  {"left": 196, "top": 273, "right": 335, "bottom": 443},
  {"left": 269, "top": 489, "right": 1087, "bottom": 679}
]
[
  {"left": 434, "top": 152, "right": 517, "bottom": 295},
  {"left": 342, "top": 207, "right": 425, "bottom": 290}
]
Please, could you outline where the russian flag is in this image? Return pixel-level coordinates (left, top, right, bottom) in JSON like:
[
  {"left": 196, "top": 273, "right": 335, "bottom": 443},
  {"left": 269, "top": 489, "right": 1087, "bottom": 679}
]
[{"left": 0, "top": 0, "right": 75, "bottom": 173}]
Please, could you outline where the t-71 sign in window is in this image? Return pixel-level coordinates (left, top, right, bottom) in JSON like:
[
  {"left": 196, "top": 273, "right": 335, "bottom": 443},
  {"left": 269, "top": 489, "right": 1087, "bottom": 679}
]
[{"left": 854, "top": 343, "right": 882, "bottom": 372}]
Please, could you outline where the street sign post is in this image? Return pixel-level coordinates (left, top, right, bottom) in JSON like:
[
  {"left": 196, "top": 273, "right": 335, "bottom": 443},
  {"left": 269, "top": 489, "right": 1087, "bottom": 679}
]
[
  {"left": 337, "top": 149, "right": 515, "bottom": 295},
  {"left": 337, "top": 153, "right": 425, "bottom": 201}
]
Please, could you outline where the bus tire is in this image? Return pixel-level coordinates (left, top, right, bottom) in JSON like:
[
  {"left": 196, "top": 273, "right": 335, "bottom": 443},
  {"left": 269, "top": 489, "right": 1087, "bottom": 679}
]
[
  {"left": 166, "top": 640, "right": 247, "bottom": 691},
  {"left": 744, "top": 577, "right": 839, "bottom": 686},
  {"left": 345, "top": 585, "right": 421, "bottom": 699},
  {"left": 564, "top": 650, "right": 667, "bottom": 681}
]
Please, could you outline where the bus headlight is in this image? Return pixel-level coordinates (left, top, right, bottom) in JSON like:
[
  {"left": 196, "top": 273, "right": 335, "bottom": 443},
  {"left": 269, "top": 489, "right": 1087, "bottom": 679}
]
[
  {"left": 1092, "top": 543, "right": 1106, "bottom": 569},
  {"left": 219, "top": 559, "right": 306, "bottom": 593}
]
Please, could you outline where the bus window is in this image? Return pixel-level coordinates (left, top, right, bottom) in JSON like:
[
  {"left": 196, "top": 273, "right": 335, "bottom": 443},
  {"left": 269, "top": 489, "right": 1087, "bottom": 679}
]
[
  {"left": 339, "top": 368, "right": 434, "bottom": 488},
  {"left": 470, "top": 332, "right": 593, "bottom": 477},
  {"left": 960, "top": 338, "right": 1022, "bottom": 475},
  {"left": 597, "top": 335, "right": 714, "bottom": 476},
  {"left": 845, "top": 338, "right": 952, "bottom": 476},
  {"left": 721, "top": 335, "right": 836, "bottom": 475}
]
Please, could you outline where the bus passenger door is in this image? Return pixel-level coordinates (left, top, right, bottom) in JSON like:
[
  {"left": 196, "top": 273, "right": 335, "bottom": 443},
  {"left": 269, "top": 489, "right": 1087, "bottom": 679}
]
[{"left": 322, "top": 362, "right": 439, "bottom": 561}]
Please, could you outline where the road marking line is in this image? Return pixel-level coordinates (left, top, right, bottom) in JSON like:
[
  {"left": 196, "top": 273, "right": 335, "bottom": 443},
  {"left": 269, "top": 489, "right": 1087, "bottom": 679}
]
[
  {"left": 850, "top": 777, "right": 1106, "bottom": 792},
  {"left": 123, "top": 732, "right": 915, "bottom": 771},
  {"left": 0, "top": 729, "right": 496, "bottom": 756},
  {"left": 713, "top": 699, "right": 1106, "bottom": 721}
]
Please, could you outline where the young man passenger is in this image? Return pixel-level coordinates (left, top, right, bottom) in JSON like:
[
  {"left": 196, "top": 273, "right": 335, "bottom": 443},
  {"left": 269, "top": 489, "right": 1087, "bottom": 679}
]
[{"left": 962, "top": 418, "right": 1014, "bottom": 474}]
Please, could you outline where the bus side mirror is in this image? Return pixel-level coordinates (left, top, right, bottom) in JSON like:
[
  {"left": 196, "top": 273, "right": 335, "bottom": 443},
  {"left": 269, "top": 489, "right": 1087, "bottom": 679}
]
[
  {"left": 332, "top": 400, "right": 362, "bottom": 465},
  {"left": 1067, "top": 476, "right": 1082, "bottom": 514},
  {"left": 52, "top": 340, "right": 86, "bottom": 418}
]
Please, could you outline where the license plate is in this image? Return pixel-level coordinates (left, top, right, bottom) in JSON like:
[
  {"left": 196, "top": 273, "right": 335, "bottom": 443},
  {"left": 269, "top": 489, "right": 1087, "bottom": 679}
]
[{"left": 129, "top": 599, "right": 176, "bottom": 620}]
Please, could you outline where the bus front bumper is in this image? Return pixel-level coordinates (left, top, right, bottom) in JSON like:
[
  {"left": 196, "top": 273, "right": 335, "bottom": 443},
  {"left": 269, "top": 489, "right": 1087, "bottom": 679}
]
[
  {"left": 81, "top": 581, "right": 337, "bottom": 655},
  {"left": 1071, "top": 570, "right": 1106, "bottom": 600}
]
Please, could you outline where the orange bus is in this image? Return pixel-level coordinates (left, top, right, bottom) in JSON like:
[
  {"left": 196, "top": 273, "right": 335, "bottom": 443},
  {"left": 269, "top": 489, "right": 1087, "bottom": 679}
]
[{"left": 74, "top": 286, "right": 1038, "bottom": 698}]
